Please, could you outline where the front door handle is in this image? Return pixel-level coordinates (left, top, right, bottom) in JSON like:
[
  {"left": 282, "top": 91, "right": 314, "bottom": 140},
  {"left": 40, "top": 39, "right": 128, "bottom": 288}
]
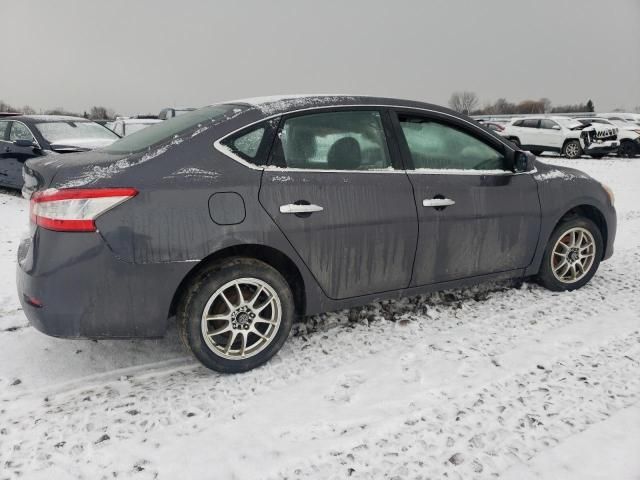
[
  {"left": 422, "top": 198, "right": 455, "bottom": 208},
  {"left": 279, "top": 203, "right": 324, "bottom": 214}
]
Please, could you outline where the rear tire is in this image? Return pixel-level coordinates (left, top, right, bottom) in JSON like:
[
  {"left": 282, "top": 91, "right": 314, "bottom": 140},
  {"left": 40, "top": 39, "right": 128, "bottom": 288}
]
[
  {"left": 177, "top": 257, "right": 295, "bottom": 373},
  {"left": 536, "top": 217, "right": 603, "bottom": 292},
  {"left": 562, "top": 140, "right": 582, "bottom": 159}
]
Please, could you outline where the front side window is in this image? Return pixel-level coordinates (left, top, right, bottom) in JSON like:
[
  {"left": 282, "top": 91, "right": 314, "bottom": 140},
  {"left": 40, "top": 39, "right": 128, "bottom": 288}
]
[
  {"left": 0, "top": 121, "right": 10, "bottom": 141},
  {"left": 539, "top": 119, "right": 559, "bottom": 129},
  {"left": 522, "top": 119, "right": 539, "bottom": 128},
  {"left": 399, "top": 116, "right": 505, "bottom": 171},
  {"left": 9, "top": 122, "right": 35, "bottom": 142},
  {"left": 272, "top": 110, "right": 392, "bottom": 170}
]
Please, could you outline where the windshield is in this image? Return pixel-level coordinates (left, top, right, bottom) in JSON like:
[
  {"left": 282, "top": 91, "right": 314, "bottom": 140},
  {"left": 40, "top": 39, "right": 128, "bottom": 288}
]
[
  {"left": 36, "top": 121, "right": 119, "bottom": 144},
  {"left": 103, "top": 104, "right": 247, "bottom": 154},
  {"left": 124, "top": 121, "right": 161, "bottom": 136}
]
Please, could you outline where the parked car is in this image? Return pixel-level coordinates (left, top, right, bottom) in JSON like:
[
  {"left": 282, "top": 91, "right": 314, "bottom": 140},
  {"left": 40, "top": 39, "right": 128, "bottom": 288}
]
[
  {"left": 111, "top": 116, "right": 163, "bottom": 136},
  {"left": 500, "top": 116, "right": 619, "bottom": 158},
  {"left": 0, "top": 115, "right": 119, "bottom": 189},
  {"left": 18, "top": 95, "right": 616, "bottom": 373},
  {"left": 575, "top": 117, "right": 640, "bottom": 157},
  {"left": 158, "top": 107, "right": 196, "bottom": 120},
  {"left": 598, "top": 112, "right": 640, "bottom": 127}
]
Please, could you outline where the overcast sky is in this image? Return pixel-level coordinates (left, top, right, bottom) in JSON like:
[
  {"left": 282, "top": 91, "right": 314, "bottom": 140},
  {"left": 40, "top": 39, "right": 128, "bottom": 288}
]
[{"left": 3, "top": 0, "right": 639, "bottom": 115}]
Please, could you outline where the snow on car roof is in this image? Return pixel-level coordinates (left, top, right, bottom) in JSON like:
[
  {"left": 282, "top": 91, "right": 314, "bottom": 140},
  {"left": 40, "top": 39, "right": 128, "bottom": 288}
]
[{"left": 24, "top": 115, "right": 90, "bottom": 122}]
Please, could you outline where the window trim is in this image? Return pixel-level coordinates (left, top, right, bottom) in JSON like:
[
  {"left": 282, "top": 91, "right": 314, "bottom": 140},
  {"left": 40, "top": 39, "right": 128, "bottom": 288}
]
[
  {"left": 218, "top": 118, "right": 278, "bottom": 168},
  {"left": 390, "top": 109, "right": 512, "bottom": 175},
  {"left": 213, "top": 104, "right": 531, "bottom": 175}
]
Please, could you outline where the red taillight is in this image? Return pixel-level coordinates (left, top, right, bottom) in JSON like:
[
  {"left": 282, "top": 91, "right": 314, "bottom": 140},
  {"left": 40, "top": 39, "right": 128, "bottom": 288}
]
[{"left": 30, "top": 188, "right": 138, "bottom": 232}]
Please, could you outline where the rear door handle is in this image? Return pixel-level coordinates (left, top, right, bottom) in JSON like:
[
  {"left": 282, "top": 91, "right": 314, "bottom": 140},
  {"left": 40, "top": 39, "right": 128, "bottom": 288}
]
[
  {"left": 279, "top": 203, "right": 324, "bottom": 214},
  {"left": 422, "top": 198, "right": 455, "bottom": 208}
]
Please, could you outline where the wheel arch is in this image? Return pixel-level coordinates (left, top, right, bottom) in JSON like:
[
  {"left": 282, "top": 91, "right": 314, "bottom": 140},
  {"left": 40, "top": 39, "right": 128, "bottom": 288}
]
[
  {"left": 554, "top": 204, "right": 608, "bottom": 259},
  {"left": 168, "top": 244, "right": 307, "bottom": 320}
]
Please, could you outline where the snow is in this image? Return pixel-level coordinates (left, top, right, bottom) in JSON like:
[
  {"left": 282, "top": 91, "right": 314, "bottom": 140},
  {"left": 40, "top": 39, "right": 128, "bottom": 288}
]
[{"left": 1, "top": 156, "right": 639, "bottom": 479}]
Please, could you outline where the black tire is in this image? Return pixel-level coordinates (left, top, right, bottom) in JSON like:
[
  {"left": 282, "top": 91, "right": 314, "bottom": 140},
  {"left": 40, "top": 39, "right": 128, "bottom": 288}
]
[
  {"left": 530, "top": 150, "right": 543, "bottom": 156},
  {"left": 177, "top": 257, "right": 295, "bottom": 373},
  {"left": 536, "top": 217, "right": 603, "bottom": 292},
  {"left": 562, "top": 140, "right": 582, "bottom": 159},
  {"left": 618, "top": 140, "right": 637, "bottom": 158}
]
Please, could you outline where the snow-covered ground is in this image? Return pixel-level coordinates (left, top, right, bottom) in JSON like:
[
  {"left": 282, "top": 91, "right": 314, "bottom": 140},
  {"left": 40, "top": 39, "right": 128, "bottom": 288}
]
[{"left": 1, "top": 157, "right": 639, "bottom": 479}]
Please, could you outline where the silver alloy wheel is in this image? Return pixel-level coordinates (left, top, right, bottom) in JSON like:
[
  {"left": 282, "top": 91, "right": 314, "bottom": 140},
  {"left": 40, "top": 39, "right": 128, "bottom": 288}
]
[
  {"left": 201, "top": 278, "right": 282, "bottom": 360},
  {"left": 565, "top": 142, "right": 580, "bottom": 158},
  {"left": 551, "top": 227, "right": 596, "bottom": 283}
]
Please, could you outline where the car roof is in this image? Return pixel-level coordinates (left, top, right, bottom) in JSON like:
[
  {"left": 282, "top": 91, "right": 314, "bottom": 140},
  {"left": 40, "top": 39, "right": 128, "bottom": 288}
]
[
  {"left": 7, "top": 114, "right": 92, "bottom": 123},
  {"left": 221, "top": 94, "right": 456, "bottom": 118}
]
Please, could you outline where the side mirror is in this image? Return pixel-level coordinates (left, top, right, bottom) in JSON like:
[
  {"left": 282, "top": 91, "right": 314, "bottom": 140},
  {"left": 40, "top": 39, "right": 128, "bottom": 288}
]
[
  {"left": 552, "top": 125, "right": 561, "bottom": 130},
  {"left": 14, "top": 139, "right": 36, "bottom": 148},
  {"left": 513, "top": 150, "right": 534, "bottom": 173}
]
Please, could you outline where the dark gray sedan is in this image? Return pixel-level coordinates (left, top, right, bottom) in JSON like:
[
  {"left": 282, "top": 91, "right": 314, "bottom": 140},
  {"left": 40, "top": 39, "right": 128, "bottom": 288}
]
[{"left": 17, "top": 95, "right": 616, "bottom": 373}]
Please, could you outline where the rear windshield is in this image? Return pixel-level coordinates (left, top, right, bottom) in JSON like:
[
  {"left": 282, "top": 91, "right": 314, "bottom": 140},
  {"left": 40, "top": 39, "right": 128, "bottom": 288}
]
[
  {"left": 102, "top": 104, "right": 247, "bottom": 154},
  {"left": 36, "top": 121, "right": 119, "bottom": 144}
]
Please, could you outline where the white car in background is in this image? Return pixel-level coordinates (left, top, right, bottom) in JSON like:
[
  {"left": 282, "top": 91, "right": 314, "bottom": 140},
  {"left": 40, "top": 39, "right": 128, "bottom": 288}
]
[
  {"left": 598, "top": 112, "right": 640, "bottom": 126},
  {"left": 575, "top": 117, "right": 640, "bottom": 157},
  {"left": 111, "top": 116, "right": 163, "bottom": 136},
  {"left": 500, "top": 116, "right": 619, "bottom": 159}
]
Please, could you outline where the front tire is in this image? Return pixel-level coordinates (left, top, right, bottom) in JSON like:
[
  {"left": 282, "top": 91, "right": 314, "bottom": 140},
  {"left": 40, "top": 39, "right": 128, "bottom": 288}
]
[
  {"left": 536, "top": 217, "right": 603, "bottom": 291},
  {"left": 177, "top": 257, "right": 295, "bottom": 373},
  {"left": 562, "top": 140, "right": 582, "bottom": 159}
]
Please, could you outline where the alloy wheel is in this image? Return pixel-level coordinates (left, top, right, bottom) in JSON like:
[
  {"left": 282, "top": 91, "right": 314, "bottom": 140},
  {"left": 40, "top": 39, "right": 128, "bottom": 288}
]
[
  {"left": 201, "top": 278, "right": 282, "bottom": 360},
  {"left": 551, "top": 227, "right": 596, "bottom": 283}
]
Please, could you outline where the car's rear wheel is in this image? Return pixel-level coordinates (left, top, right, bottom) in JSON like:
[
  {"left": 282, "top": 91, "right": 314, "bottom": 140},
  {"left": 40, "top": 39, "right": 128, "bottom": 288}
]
[
  {"left": 562, "top": 140, "right": 582, "bottom": 159},
  {"left": 536, "top": 217, "right": 603, "bottom": 291},
  {"left": 618, "top": 140, "right": 637, "bottom": 158},
  {"left": 178, "top": 257, "right": 294, "bottom": 373}
]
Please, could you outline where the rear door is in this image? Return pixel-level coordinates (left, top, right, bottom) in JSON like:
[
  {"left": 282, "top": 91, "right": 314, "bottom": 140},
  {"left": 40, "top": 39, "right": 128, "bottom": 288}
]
[
  {"left": 258, "top": 108, "right": 418, "bottom": 299},
  {"left": 391, "top": 110, "right": 541, "bottom": 286}
]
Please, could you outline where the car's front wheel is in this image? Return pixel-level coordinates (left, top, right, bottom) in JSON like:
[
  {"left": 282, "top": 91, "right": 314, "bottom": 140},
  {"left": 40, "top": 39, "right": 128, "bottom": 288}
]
[
  {"left": 536, "top": 217, "right": 603, "bottom": 291},
  {"left": 562, "top": 140, "right": 582, "bottom": 159},
  {"left": 178, "top": 257, "right": 295, "bottom": 373}
]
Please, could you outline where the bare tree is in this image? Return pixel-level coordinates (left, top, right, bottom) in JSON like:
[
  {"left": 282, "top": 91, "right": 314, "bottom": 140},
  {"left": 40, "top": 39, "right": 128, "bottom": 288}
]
[
  {"left": 448, "top": 91, "right": 479, "bottom": 115},
  {"left": 540, "top": 97, "right": 552, "bottom": 113}
]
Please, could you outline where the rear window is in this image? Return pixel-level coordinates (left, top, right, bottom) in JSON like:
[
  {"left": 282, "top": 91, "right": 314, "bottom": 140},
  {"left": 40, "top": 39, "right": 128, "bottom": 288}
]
[{"left": 102, "top": 105, "right": 247, "bottom": 154}]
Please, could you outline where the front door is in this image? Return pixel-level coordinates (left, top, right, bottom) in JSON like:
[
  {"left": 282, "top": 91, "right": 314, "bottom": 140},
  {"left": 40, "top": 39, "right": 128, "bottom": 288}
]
[
  {"left": 259, "top": 109, "right": 418, "bottom": 299},
  {"left": 392, "top": 111, "right": 541, "bottom": 286},
  {"left": 0, "top": 121, "right": 41, "bottom": 188}
]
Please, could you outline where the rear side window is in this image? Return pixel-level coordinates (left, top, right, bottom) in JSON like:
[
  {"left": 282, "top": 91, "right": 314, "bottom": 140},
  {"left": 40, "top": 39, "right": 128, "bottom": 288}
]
[
  {"left": 399, "top": 117, "right": 505, "bottom": 171},
  {"left": 271, "top": 110, "right": 392, "bottom": 170},
  {"left": 522, "top": 119, "right": 539, "bottom": 128}
]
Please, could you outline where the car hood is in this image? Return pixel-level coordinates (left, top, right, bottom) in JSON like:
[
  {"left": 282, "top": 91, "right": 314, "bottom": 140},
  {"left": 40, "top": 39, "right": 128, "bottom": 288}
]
[{"left": 49, "top": 138, "right": 117, "bottom": 152}]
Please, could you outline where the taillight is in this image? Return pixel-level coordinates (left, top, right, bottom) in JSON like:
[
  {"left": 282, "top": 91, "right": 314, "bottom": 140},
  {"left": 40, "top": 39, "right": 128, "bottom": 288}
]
[{"left": 30, "top": 188, "right": 138, "bottom": 232}]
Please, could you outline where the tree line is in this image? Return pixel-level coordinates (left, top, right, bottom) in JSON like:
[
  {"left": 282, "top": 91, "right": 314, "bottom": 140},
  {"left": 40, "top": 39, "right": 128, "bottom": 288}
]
[
  {"left": 0, "top": 100, "right": 118, "bottom": 120},
  {"left": 448, "top": 91, "right": 597, "bottom": 116}
]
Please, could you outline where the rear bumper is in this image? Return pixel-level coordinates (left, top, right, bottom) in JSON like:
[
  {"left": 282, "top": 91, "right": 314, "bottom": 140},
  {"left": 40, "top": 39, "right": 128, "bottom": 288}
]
[{"left": 17, "top": 228, "right": 194, "bottom": 338}]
